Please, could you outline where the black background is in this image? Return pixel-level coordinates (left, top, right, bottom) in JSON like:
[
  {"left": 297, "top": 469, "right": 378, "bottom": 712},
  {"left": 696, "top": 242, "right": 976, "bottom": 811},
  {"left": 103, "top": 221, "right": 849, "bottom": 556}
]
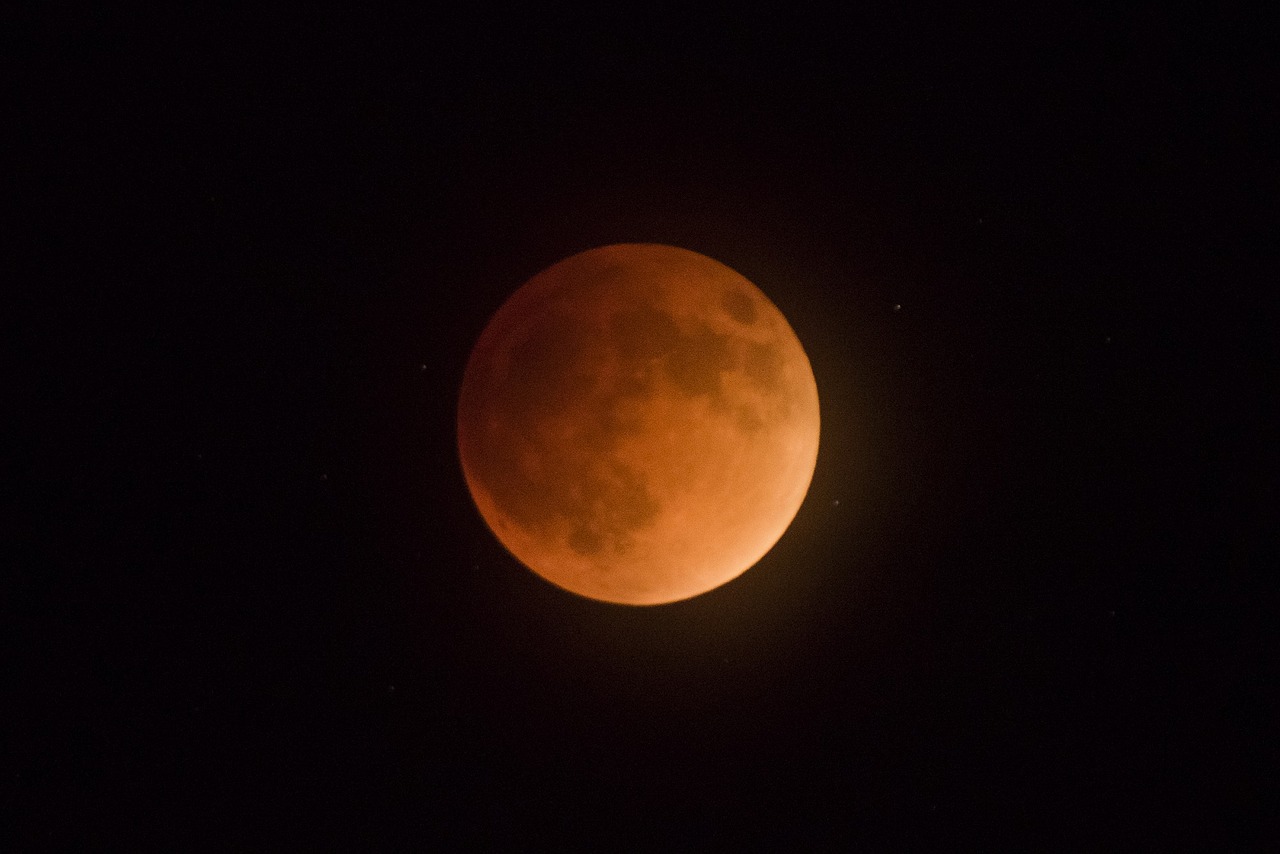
[{"left": 8, "top": 7, "right": 1272, "bottom": 849}]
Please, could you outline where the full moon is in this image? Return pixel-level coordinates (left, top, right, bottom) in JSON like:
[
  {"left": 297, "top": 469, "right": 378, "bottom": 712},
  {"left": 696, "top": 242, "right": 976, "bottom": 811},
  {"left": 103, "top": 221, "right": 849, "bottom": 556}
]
[{"left": 457, "top": 244, "right": 820, "bottom": 605}]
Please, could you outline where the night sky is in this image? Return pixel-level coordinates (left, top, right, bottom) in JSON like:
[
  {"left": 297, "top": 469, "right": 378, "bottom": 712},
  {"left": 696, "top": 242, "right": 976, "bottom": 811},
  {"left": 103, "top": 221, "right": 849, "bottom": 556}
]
[{"left": 10, "top": 7, "right": 1270, "bottom": 849}]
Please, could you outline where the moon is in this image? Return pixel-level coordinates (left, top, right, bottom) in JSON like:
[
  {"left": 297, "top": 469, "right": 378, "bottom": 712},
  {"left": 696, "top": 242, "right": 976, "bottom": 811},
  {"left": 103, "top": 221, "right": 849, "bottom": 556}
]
[{"left": 457, "top": 244, "right": 820, "bottom": 605}]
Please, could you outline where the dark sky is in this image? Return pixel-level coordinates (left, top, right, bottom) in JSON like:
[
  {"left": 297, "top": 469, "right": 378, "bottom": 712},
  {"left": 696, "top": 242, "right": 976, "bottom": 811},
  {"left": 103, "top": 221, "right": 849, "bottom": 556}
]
[{"left": 9, "top": 7, "right": 1270, "bottom": 849}]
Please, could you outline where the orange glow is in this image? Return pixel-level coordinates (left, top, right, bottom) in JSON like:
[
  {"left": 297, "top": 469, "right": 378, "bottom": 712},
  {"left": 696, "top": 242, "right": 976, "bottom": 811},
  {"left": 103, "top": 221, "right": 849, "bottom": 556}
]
[{"left": 457, "top": 244, "right": 820, "bottom": 605}]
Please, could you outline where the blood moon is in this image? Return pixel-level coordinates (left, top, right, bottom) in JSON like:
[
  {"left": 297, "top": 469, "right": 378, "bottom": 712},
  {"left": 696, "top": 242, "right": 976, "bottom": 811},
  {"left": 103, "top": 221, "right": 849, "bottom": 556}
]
[{"left": 457, "top": 244, "right": 820, "bottom": 605}]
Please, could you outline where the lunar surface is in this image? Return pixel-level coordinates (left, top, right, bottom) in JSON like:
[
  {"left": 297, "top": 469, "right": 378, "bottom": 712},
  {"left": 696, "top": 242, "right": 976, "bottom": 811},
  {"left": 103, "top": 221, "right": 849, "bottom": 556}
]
[{"left": 456, "top": 244, "right": 820, "bottom": 605}]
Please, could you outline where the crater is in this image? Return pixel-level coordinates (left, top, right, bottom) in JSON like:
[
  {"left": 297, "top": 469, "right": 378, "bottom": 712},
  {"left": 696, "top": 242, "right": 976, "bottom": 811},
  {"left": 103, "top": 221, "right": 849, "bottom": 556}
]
[
  {"left": 721, "top": 289, "right": 757, "bottom": 325},
  {"left": 664, "top": 323, "right": 734, "bottom": 398},
  {"left": 568, "top": 525, "right": 604, "bottom": 555}
]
